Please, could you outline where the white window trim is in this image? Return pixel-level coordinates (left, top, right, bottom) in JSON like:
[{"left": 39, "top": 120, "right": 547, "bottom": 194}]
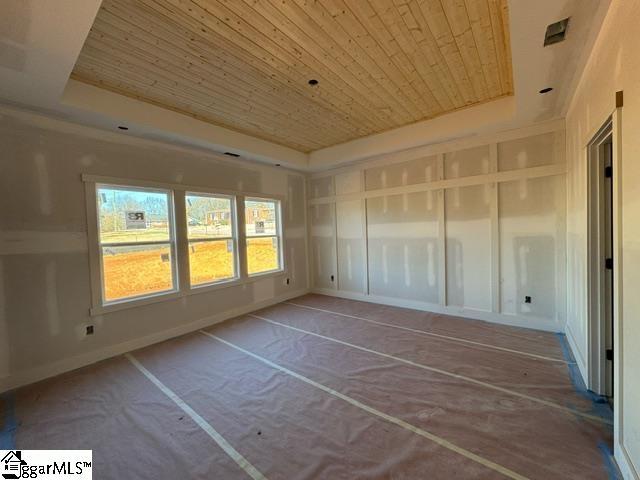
[
  {"left": 83, "top": 175, "right": 287, "bottom": 316},
  {"left": 95, "top": 183, "right": 179, "bottom": 307},
  {"left": 185, "top": 191, "right": 240, "bottom": 289},
  {"left": 245, "top": 196, "right": 284, "bottom": 277}
]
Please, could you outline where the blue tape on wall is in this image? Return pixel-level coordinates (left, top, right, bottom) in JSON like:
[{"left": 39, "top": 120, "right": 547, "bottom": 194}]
[{"left": 0, "top": 392, "right": 17, "bottom": 450}]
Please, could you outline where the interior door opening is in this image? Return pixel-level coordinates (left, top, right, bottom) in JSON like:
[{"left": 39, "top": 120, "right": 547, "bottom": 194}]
[
  {"left": 602, "top": 136, "right": 614, "bottom": 405},
  {"left": 587, "top": 119, "right": 614, "bottom": 407}
]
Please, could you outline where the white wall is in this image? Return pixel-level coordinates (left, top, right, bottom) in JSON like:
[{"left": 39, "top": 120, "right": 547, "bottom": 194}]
[
  {"left": 308, "top": 122, "right": 566, "bottom": 332},
  {"left": 565, "top": 1, "right": 640, "bottom": 477},
  {"left": 0, "top": 107, "right": 309, "bottom": 392}
]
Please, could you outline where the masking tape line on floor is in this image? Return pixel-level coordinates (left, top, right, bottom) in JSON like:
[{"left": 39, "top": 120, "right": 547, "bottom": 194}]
[
  {"left": 249, "top": 314, "right": 611, "bottom": 426},
  {"left": 199, "top": 330, "right": 529, "bottom": 480},
  {"left": 284, "top": 302, "right": 572, "bottom": 364},
  {"left": 125, "top": 353, "right": 268, "bottom": 480}
]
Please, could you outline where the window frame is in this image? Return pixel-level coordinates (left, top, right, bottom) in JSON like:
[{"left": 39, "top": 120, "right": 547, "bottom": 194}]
[
  {"left": 95, "top": 183, "right": 179, "bottom": 307},
  {"left": 83, "top": 175, "right": 287, "bottom": 316},
  {"left": 245, "top": 196, "right": 284, "bottom": 277},
  {"left": 185, "top": 191, "right": 240, "bottom": 289}
]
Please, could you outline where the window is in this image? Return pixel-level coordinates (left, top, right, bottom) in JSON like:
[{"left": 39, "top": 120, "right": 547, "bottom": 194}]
[
  {"left": 96, "top": 185, "right": 177, "bottom": 303},
  {"left": 186, "top": 193, "right": 238, "bottom": 286},
  {"left": 245, "top": 197, "right": 282, "bottom": 275},
  {"left": 86, "top": 176, "right": 287, "bottom": 313}
]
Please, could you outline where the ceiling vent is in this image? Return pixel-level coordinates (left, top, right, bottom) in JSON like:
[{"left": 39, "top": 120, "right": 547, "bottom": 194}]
[{"left": 544, "top": 18, "right": 570, "bottom": 46}]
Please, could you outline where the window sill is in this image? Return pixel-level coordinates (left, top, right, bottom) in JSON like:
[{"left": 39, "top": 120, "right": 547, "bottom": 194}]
[
  {"left": 89, "top": 270, "right": 288, "bottom": 316},
  {"left": 248, "top": 268, "right": 285, "bottom": 279},
  {"left": 90, "top": 290, "right": 182, "bottom": 316}
]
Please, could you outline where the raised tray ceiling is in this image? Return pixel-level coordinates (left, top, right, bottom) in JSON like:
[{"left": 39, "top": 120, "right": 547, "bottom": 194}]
[{"left": 72, "top": 0, "right": 514, "bottom": 152}]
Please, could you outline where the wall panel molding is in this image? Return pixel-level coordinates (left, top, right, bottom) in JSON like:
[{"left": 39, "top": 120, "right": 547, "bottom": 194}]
[{"left": 308, "top": 128, "right": 567, "bottom": 332}]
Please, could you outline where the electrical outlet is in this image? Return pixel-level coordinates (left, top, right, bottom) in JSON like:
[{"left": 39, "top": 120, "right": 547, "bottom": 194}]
[
  {"left": 524, "top": 296, "right": 532, "bottom": 304},
  {"left": 86, "top": 325, "right": 94, "bottom": 335}
]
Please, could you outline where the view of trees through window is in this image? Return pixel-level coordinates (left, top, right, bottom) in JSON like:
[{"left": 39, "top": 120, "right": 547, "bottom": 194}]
[
  {"left": 95, "top": 185, "right": 283, "bottom": 304},
  {"left": 97, "top": 186, "right": 175, "bottom": 302}
]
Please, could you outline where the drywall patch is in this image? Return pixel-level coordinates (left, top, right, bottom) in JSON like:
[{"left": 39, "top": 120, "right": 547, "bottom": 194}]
[
  {"left": 79, "top": 153, "right": 95, "bottom": 166},
  {"left": 45, "top": 259, "right": 60, "bottom": 336},
  {"left": 0, "top": 231, "right": 88, "bottom": 255},
  {"left": 34, "top": 153, "right": 52, "bottom": 215}
]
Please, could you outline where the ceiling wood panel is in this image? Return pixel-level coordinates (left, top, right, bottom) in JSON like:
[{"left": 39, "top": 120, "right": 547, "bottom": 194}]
[{"left": 72, "top": 0, "right": 513, "bottom": 152}]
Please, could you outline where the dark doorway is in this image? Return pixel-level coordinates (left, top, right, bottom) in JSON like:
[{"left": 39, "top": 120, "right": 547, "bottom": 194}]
[{"left": 588, "top": 119, "right": 615, "bottom": 407}]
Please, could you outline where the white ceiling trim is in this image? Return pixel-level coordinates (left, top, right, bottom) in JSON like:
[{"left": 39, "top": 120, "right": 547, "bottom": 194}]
[
  {"left": 60, "top": 80, "right": 307, "bottom": 169},
  {"left": 308, "top": 95, "right": 515, "bottom": 171}
]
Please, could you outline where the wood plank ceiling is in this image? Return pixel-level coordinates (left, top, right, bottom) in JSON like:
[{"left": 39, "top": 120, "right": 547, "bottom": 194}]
[{"left": 72, "top": 0, "right": 513, "bottom": 152}]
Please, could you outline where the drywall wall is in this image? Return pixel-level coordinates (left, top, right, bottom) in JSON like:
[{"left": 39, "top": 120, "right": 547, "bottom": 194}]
[
  {"left": 0, "top": 107, "right": 308, "bottom": 391},
  {"left": 565, "top": 1, "right": 640, "bottom": 477},
  {"left": 307, "top": 123, "right": 566, "bottom": 333}
]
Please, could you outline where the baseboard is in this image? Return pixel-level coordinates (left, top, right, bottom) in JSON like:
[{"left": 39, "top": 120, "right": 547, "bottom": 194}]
[
  {"left": 0, "top": 288, "right": 309, "bottom": 393},
  {"left": 615, "top": 442, "right": 640, "bottom": 480},
  {"left": 311, "top": 288, "right": 562, "bottom": 333},
  {"left": 564, "top": 323, "right": 588, "bottom": 385}
]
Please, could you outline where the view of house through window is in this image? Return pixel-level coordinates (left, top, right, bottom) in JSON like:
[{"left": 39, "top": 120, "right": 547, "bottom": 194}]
[
  {"left": 186, "top": 193, "right": 237, "bottom": 286},
  {"left": 245, "top": 198, "right": 281, "bottom": 275},
  {"left": 97, "top": 185, "right": 176, "bottom": 302},
  {"left": 93, "top": 185, "right": 283, "bottom": 306}
]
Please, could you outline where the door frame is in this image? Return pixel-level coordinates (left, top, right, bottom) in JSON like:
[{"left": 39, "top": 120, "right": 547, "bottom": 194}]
[
  {"left": 586, "top": 108, "right": 623, "bottom": 426},
  {"left": 586, "top": 117, "right": 613, "bottom": 396}
]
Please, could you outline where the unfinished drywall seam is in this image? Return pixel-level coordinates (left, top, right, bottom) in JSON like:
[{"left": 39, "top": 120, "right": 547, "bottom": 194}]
[
  {"left": 489, "top": 144, "right": 501, "bottom": 313},
  {"left": 0, "top": 104, "right": 307, "bottom": 172},
  {"left": 436, "top": 154, "right": 447, "bottom": 306},
  {"left": 308, "top": 127, "right": 566, "bottom": 333}
]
